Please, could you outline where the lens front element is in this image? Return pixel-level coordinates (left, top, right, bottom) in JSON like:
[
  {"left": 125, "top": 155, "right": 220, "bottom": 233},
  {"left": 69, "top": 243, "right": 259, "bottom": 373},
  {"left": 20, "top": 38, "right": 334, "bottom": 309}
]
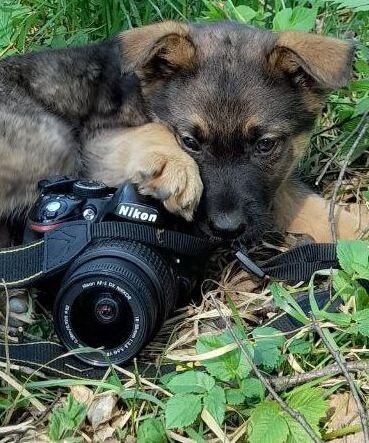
[{"left": 95, "top": 295, "right": 120, "bottom": 323}]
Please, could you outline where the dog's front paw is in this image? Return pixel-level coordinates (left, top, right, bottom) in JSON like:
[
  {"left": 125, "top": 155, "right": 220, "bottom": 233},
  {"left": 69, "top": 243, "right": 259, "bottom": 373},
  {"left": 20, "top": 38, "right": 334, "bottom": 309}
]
[
  {"left": 132, "top": 149, "right": 203, "bottom": 221},
  {"left": 86, "top": 123, "right": 203, "bottom": 220}
]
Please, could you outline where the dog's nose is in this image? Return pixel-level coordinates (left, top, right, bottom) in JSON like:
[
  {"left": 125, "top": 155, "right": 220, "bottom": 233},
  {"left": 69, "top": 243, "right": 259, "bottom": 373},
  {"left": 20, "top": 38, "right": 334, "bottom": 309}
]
[{"left": 209, "top": 213, "right": 245, "bottom": 238}]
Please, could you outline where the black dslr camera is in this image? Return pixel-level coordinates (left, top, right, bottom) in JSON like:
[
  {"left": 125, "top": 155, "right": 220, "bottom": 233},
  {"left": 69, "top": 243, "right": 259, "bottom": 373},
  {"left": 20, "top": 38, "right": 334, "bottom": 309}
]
[{"left": 25, "top": 176, "right": 205, "bottom": 367}]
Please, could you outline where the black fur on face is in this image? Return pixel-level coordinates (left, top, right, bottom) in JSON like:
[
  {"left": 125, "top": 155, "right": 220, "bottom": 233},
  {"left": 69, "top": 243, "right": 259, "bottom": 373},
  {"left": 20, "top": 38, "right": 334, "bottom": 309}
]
[{"left": 144, "top": 23, "right": 320, "bottom": 241}]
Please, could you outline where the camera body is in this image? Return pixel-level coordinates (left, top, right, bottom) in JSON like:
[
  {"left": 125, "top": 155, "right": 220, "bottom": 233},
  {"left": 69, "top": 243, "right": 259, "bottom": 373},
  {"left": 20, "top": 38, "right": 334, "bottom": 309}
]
[
  {"left": 26, "top": 176, "right": 202, "bottom": 367},
  {"left": 26, "top": 176, "right": 167, "bottom": 236}
]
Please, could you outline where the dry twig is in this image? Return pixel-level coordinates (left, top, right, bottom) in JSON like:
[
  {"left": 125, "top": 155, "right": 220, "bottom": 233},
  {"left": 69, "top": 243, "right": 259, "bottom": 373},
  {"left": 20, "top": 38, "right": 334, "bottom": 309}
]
[
  {"left": 208, "top": 292, "right": 323, "bottom": 443},
  {"left": 315, "top": 129, "right": 361, "bottom": 186},
  {"left": 329, "top": 112, "right": 369, "bottom": 241},
  {"left": 271, "top": 360, "right": 369, "bottom": 392},
  {"left": 311, "top": 315, "right": 369, "bottom": 443}
]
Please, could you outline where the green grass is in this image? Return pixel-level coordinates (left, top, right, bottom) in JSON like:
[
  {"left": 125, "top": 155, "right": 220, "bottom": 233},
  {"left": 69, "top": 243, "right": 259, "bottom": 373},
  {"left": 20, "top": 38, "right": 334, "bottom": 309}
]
[{"left": 1, "top": 1, "right": 369, "bottom": 442}]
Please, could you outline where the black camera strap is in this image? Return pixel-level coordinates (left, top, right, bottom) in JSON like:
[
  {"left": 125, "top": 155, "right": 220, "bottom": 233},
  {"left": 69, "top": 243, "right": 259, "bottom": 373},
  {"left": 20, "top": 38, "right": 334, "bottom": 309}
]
[
  {"left": 237, "top": 243, "right": 339, "bottom": 283},
  {"left": 0, "top": 220, "right": 340, "bottom": 289},
  {"left": 0, "top": 221, "right": 216, "bottom": 288}
]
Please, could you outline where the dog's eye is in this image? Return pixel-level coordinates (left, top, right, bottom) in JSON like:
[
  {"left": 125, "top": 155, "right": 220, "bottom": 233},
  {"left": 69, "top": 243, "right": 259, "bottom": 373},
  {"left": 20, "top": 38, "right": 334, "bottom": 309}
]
[
  {"left": 182, "top": 136, "right": 201, "bottom": 153},
  {"left": 256, "top": 138, "right": 278, "bottom": 154}
]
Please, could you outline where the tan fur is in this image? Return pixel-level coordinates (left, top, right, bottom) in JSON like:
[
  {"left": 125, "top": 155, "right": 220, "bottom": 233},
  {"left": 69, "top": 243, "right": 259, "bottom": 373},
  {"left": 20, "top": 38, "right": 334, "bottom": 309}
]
[
  {"left": 190, "top": 114, "right": 210, "bottom": 140},
  {"left": 120, "top": 21, "right": 189, "bottom": 66},
  {"left": 243, "top": 115, "right": 262, "bottom": 136},
  {"left": 84, "top": 123, "right": 203, "bottom": 221},
  {"left": 120, "top": 21, "right": 196, "bottom": 97},
  {"left": 274, "top": 184, "right": 369, "bottom": 242},
  {"left": 270, "top": 31, "right": 354, "bottom": 89},
  {"left": 287, "top": 132, "right": 311, "bottom": 177}
]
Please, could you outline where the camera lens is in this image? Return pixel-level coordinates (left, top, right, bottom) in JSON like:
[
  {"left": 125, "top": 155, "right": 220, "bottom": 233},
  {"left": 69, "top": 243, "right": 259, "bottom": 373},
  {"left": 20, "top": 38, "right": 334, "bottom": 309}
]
[
  {"left": 69, "top": 290, "right": 133, "bottom": 350},
  {"left": 94, "top": 295, "right": 119, "bottom": 323},
  {"left": 54, "top": 240, "right": 178, "bottom": 367}
]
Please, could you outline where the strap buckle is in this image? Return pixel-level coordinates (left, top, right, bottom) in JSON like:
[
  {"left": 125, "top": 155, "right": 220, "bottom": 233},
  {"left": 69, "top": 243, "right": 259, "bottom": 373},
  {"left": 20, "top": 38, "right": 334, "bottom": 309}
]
[{"left": 235, "top": 250, "right": 265, "bottom": 278}]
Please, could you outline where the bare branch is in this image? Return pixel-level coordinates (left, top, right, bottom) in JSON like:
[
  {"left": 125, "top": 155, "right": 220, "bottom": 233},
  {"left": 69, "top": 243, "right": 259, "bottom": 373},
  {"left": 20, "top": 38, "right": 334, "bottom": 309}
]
[
  {"left": 311, "top": 314, "right": 369, "bottom": 443},
  {"left": 270, "top": 360, "right": 369, "bottom": 392},
  {"left": 328, "top": 112, "right": 369, "bottom": 242}
]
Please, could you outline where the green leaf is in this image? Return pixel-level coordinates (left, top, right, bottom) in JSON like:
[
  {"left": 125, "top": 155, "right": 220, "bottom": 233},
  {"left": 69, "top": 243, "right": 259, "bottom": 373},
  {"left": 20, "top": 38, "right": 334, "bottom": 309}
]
[
  {"left": 48, "top": 394, "right": 86, "bottom": 441},
  {"left": 167, "top": 371, "right": 215, "bottom": 394},
  {"left": 196, "top": 331, "right": 253, "bottom": 382},
  {"left": 353, "top": 308, "right": 369, "bottom": 322},
  {"left": 240, "top": 378, "right": 265, "bottom": 399},
  {"left": 352, "top": 309, "right": 369, "bottom": 337},
  {"left": 333, "top": 270, "right": 356, "bottom": 301},
  {"left": 328, "top": 0, "right": 369, "bottom": 12},
  {"left": 48, "top": 410, "right": 63, "bottom": 441},
  {"left": 337, "top": 240, "right": 369, "bottom": 276},
  {"left": 226, "top": 388, "right": 245, "bottom": 405},
  {"left": 284, "top": 386, "right": 328, "bottom": 440},
  {"left": 234, "top": 5, "right": 257, "bottom": 22},
  {"left": 353, "top": 97, "right": 369, "bottom": 117},
  {"left": 248, "top": 386, "right": 328, "bottom": 442},
  {"left": 160, "top": 372, "right": 177, "bottom": 387},
  {"left": 137, "top": 418, "right": 167, "bottom": 443},
  {"left": 356, "top": 286, "right": 369, "bottom": 311},
  {"left": 165, "top": 394, "right": 202, "bottom": 429},
  {"left": 363, "top": 189, "right": 369, "bottom": 203},
  {"left": 288, "top": 339, "right": 311, "bottom": 355},
  {"left": 203, "top": 385, "right": 226, "bottom": 426},
  {"left": 355, "top": 59, "right": 369, "bottom": 76},
  {"left": 273, "top": 8, "right": 293, "bottom": 30},
  {"left": 248, "top": 400, "right": 289, "bottom": 443},
  {"left": 320, "top": 311, "right": 352, "bottom": 327},
  {"left": 290, "top": 6, "right": 317, "bottom": 31},
  {"left": 252, "top": 327, "right": 285, "bottom": 369},
  {"left": 347, "top": 323, "right": 359, "bottom": 335},
  {"left": 273, "top": 7, "right": 317, "bottom": 31},
  {"left": 350, "top": 78, "right": 369, "bottom": 91},
  {"left": 186, "top": 427, "right": 206, "bottom": 443},
  {"left": 269, "top": 283, "right": 309, "bottom": 325},
  {"left": 357, "top": 319, "right": 369, "bottom": 337},
  {"left": 333, "top": 270, "right": 369, "bottom": 307},
  {"left": 67, "top": 31, "right": 89, "bottom": 46}
]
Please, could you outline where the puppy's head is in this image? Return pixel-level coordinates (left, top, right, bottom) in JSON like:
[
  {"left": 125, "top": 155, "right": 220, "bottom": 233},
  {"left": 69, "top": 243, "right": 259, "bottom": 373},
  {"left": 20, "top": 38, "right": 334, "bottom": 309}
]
[{"left": 121, "top": 22, "right": 354, "bottom": 241}]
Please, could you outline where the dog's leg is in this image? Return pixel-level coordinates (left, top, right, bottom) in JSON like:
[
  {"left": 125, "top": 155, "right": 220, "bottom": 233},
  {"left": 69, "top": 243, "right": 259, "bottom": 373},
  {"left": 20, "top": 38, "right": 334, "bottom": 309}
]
[
  {"left": 274, "top": 182, "right": 369, "bottom": 242},
  {"left": 0, "top": 110, "right": 76, "bottom": 218},
  {"left": 84, "top": 123, "right": 203, "bottom": 221}
]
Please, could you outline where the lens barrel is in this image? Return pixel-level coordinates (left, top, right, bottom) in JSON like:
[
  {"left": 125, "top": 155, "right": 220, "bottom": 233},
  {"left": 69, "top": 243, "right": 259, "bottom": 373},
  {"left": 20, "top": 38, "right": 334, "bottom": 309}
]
[{"left": 54, "top": 240, "right": 177, "bottom": 366}]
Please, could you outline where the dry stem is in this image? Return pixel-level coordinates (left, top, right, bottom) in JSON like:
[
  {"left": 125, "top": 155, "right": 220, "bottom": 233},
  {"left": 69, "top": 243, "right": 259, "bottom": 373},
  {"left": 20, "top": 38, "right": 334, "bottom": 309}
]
[
  {"left": 311, "top": 315, "right": 369, "bottom": 443},
  {"left": 328, "top": 112, "right": 369, "bottom": 242},
  {"left": 271, "top": 360, "right": 369, "bottom": 392}
]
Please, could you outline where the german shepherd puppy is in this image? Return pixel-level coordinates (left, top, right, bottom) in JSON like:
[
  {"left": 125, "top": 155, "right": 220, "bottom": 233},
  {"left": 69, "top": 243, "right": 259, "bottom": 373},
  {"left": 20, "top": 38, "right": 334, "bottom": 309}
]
[{"left": 0, "top": 21, "right": 366, "bottom": 246}]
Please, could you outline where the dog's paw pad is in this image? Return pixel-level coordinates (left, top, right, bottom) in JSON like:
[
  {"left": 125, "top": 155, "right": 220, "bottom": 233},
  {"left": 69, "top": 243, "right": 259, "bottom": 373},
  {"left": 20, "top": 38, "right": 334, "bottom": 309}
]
[{"left": 134, "top": 150, "right": 203, "bottom": 220}]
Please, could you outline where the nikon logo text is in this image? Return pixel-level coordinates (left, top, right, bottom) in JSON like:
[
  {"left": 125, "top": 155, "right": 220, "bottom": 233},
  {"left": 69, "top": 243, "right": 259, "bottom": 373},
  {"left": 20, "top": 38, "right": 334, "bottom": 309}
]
[{"left": 116, "top": 204, "right": 158, "bottom": 223}]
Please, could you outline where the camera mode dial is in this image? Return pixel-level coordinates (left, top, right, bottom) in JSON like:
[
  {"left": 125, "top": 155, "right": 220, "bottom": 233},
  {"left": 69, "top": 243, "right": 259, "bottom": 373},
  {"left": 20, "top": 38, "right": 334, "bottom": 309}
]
[{"left": 73, "top": 180, "right": 110, "bottom": 199}]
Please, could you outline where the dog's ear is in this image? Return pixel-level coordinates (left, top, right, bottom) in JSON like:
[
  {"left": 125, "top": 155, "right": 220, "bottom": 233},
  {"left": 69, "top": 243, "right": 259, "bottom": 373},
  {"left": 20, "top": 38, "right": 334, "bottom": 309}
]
[
  {"left": 268, "top": 31, "right": 355, "bottom": 89},
  {"left": 120, "top": 21, "right": 195, "bottom": 79}
]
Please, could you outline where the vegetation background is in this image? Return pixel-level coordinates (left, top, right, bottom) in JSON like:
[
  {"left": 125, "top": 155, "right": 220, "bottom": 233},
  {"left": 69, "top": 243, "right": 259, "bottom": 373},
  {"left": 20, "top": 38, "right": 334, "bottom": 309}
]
[{"left": 1, "top": 1, "right": 369, "bottom": 442}]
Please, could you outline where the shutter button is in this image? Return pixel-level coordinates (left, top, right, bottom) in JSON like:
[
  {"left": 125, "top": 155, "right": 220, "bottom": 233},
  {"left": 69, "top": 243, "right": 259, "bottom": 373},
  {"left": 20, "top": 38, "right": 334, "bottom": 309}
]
[
  {"left": 45, "top": 201, "right": 62, "bottom": 212},
  {"left": 45, "top": 201, "right": 62, "bottom": 219}
]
